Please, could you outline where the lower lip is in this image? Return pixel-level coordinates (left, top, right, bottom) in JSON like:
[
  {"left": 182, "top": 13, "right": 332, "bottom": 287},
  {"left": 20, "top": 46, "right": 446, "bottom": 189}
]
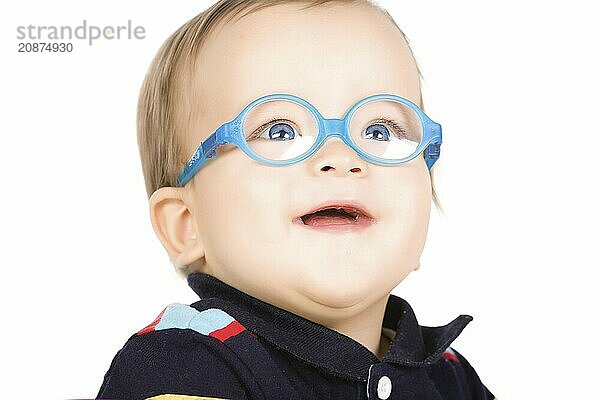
[{"left": 292, "top": 216, "right": 375, "bottom": 233}]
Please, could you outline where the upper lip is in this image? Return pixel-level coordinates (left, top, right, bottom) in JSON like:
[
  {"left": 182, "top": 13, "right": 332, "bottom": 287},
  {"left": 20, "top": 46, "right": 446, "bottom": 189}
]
[{"left": 293, "top": 200, "right": 376, "bottom": 222}]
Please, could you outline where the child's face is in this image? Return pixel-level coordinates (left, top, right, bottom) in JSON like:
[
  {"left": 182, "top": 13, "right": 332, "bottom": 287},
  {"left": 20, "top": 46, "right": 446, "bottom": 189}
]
[{"left": 175, "top": 3, "right": 430, "bottom": 322}]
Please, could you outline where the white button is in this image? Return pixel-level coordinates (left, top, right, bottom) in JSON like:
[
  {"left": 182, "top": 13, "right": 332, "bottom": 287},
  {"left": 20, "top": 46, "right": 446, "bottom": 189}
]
[{"left": 377, "top": 375, "right": 392, "bottom": 399}]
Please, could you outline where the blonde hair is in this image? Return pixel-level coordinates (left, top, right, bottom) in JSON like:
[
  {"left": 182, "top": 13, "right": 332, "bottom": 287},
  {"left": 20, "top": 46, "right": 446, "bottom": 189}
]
[{"left": 137, "top": 0, "right": 443, "bottom": 219}]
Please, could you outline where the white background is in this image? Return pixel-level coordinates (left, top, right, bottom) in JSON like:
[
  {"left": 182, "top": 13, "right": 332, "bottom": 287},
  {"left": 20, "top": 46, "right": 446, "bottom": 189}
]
[{"left": 1, "top": 1, "right": 598, "bottom": 398}]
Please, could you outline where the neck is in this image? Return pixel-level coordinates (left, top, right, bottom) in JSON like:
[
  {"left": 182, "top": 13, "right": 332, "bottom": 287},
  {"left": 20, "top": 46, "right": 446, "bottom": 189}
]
[{"left": 323, "top": 293, "right": 391, "bottom": 360}]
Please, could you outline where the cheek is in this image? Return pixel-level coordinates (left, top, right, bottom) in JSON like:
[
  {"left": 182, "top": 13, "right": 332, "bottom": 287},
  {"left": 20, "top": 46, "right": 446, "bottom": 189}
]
[
  {"left": 232, "top": 178, "right": 287, "bottom": 236},
  {"left": 194, "top": 161, "right": 292, "bottom": 259},
  {"left": 387, "top": 159, "right": 430, "bottom": 218},
  {"left": 377, "top": 164, "right": 432, "bottom": 257}
]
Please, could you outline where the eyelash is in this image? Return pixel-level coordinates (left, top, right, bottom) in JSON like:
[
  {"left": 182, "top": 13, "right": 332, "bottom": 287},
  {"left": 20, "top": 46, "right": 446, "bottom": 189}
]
[
  {"left": 371, "top": 117, "right": 407, "bottom": 137},
  {"left": 247, "top": 116, "right": 406, "bottom": 139},
  {"left": 248, "top": 118, "right": 297, "bottom": 140}
]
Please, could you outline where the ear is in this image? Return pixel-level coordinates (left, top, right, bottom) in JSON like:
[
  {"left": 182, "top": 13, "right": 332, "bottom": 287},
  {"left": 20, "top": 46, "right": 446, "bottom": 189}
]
[{"left": 148, "top": 186, "right": 205, "bottom": 270}]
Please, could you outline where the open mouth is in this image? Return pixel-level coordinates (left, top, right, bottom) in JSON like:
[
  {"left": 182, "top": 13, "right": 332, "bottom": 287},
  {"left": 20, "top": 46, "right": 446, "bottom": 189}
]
[
  {"left": 301, "top": 207, "right": 360, "bottom": 225},
  {"left": 294, "top": 203, "right": 375, "bottom": 232}
]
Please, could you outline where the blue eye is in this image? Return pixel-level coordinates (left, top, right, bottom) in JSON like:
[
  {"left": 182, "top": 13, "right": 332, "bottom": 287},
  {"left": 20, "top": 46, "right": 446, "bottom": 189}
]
[
  {"left": 247, "top": 119, "right": 297, "bottom": 141},
  {"left": 364, "top": 123, "right": 391, "bottom": 141},
  {"left": 268, "top": 122, "right": 296, "bottom": 141}
]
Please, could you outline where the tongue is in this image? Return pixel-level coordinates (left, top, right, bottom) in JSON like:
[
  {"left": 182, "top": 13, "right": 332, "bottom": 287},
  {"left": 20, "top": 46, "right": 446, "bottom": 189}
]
[{"left": 302, "top": 214, "right": 356, "bottom": 226}]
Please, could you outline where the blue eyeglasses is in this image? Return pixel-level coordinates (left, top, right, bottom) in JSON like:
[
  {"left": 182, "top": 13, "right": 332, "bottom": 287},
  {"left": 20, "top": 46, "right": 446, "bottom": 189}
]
[{"left": 177, "top": 93, "right": 442, "bottom": 187}]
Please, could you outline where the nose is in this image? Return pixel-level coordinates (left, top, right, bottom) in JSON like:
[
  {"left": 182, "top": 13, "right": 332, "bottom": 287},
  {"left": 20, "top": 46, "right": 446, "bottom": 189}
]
[{"left": 308, "top": 136, "right": 368, "bottom": 176}]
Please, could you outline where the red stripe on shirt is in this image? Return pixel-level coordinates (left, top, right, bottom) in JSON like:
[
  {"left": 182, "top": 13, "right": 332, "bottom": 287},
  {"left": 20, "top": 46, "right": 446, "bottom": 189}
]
[
  {"left": 443, "top": 351, "right": 460, "bottom": 363},
  {"left": 209, "top": 320, "right": 246, "bottom": 342},
  {"left": 136, "top": 306, "right": 168, "bottom": 336}
]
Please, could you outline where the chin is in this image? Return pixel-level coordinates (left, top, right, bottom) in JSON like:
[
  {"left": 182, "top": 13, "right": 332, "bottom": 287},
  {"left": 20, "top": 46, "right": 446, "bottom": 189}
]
[{"left": 301, "top": 274, "right": 375, "bottom": 311}]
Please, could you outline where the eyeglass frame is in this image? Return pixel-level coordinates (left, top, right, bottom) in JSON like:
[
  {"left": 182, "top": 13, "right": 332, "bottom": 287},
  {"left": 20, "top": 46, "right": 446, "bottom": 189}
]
[{"left": 176, "top": 93, "right": 442, "bottom": 187}]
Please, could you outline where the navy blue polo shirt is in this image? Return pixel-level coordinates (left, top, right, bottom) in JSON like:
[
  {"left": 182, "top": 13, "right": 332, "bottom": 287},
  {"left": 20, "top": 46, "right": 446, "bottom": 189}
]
[{"left": 96, "top": 272, "right": 496, "bottom": 400}]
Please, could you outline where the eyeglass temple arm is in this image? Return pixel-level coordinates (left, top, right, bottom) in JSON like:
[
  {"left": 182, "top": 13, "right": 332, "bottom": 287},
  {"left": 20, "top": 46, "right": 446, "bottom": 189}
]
[
  {"left": 424, "top": 122, "right": 442, "bottom": 170},
  {"left": 177, "top": 129, "right": 224, "bottom": 186},
  {"left": 425, "top": 143, "right": 441, "bottom": 169}
]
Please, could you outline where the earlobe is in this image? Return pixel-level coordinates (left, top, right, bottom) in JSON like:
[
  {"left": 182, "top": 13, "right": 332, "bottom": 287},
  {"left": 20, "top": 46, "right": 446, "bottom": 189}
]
[{"left": 148, "top": 187, "right": 205, "bottom": 269}]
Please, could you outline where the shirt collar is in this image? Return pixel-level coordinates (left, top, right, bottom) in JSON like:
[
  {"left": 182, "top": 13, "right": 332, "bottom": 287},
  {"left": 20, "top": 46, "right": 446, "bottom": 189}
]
[{"left": 187, "top": 272, "right": 473, "bottom": 381}]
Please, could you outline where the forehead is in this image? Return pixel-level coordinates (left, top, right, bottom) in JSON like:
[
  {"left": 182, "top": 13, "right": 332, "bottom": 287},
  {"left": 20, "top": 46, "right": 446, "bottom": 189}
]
[{"left": 191, "top": 3, "right": 420, "bottom": 132}]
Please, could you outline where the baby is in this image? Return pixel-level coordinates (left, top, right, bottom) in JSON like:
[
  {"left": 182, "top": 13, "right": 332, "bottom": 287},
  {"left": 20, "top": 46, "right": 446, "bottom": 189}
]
[{"left": 97, "top": 1, "right": 496, "bottom": 399}]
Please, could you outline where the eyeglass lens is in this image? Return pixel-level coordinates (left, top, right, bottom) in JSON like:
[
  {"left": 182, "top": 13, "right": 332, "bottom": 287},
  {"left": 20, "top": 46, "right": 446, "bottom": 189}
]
[{"left": 241, "top": 99, "right": 423, "bottom": 162}]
